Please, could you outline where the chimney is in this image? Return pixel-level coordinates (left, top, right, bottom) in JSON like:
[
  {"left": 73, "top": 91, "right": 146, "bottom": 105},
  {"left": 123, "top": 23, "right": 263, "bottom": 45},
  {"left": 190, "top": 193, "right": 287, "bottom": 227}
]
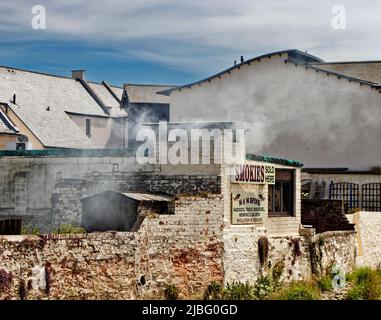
[
  {"left": 71, "top": 70, "right": 86, "bottom": 80},
  {"left": 240, "top": 56, "right": 244, "bottom": 63}
]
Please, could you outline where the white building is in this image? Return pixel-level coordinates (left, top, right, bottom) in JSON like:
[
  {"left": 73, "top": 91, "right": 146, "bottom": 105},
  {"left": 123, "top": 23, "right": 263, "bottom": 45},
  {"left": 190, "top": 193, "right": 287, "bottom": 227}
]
[{"left": 159, "top": 49, "right": 381, "bottom": 170}]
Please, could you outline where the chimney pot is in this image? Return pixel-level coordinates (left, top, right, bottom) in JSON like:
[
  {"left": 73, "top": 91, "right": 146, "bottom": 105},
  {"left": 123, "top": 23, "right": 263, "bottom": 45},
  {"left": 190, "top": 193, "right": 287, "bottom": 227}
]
[{"left": 71, "top": 70, "right": 86, "bottom": 80}]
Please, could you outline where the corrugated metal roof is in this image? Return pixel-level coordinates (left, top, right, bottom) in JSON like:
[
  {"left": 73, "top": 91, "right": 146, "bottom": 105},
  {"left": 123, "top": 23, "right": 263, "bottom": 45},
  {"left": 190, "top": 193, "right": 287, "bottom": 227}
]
[{"left": 121, "top": 192, "right": 172, "bottom": 202}]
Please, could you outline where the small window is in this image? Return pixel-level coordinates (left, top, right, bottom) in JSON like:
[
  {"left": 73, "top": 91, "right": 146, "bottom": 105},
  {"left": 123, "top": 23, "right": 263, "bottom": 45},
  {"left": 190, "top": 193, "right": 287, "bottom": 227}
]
[
  {"left": 268, "top": 170, "right": 295, "bottom": 217},
  {"left": 16, "top": 142, "right": 26, "bottom": 150},
  {"left": 86, "top": 119, "right": 91, "bottom": 137}
]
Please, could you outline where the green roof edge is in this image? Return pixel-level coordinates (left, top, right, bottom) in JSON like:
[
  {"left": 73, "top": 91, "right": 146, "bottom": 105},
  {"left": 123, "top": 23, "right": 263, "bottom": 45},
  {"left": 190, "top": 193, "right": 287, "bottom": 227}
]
[
  {"left": 0, "top": 148, "right": 135, "bottom": 158},
  {"left": 0, "top": 148, "right": 303, "bottom": 168},
  {"left": 246, "top": 153, "right": 303, "bottom": 168}
]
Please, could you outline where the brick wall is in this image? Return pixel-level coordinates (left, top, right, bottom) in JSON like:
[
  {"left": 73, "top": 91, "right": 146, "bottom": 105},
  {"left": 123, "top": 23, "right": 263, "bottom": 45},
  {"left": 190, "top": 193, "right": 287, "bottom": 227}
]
[{"left": 301, "top": 199, "right": 355, "bottom": 234}]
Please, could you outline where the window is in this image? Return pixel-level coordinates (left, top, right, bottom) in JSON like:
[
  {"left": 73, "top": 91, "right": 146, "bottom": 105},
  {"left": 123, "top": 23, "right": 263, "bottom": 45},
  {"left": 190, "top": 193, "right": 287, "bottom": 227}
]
[
  {"left": 86, "top": 118, "right": 91, "bottom": 137},
  {"left": 268, "top": 169, "right": 295, "bottom": 216},
  {"left": 16, "top": 143, "right": 26, "bottom": 150}
]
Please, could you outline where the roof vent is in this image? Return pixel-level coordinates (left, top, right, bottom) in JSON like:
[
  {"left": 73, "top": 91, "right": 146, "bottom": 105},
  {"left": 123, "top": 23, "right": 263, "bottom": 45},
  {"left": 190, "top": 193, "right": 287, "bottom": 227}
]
[{"left": 71, "top": 70, "right": 86, "bottom": 80}]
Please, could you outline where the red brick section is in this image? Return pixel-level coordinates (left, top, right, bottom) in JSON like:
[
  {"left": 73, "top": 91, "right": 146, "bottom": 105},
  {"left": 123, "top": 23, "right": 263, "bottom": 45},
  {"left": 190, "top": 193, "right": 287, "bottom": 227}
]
[{"left": 301, "top": 199, "right": 355, "bottom": 234}]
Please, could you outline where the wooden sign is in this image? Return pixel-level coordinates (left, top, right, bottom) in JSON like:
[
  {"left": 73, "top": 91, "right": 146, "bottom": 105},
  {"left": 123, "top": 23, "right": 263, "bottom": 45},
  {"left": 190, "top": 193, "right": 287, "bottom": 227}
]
[
  {"left": 231, "top": 193, "right": 265, "bottom": 224},
  {"left": 232, "top": 163, "right": 275, "bottom": 184}
]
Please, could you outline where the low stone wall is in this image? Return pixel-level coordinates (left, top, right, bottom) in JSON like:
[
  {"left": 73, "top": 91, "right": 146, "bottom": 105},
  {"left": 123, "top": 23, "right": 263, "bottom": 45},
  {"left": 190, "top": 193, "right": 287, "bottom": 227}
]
[
  {"left": 308, "top": 231, "right": 356, "bottom": 276},
  {"left": 0, "top": 193, "right": 357, "bottom": 300},
  {"left": 347, "top": 211, "right": 381, "bottom": 268},
  {"left": 223, "top": 228, "right": 356, "bottom": 286},
  {"left": 0, "top": 194, "right": 225, "bottom": 300}
]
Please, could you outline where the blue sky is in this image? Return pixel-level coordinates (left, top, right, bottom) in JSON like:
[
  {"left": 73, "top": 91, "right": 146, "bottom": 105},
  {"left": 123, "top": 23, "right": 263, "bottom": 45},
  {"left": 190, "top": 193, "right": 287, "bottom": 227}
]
[{"left": 1, "top": 0, "right": 381, "bottom": 86}]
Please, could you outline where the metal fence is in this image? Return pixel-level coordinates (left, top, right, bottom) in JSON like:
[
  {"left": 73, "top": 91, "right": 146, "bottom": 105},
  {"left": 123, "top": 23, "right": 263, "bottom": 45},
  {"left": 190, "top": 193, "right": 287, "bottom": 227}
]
[
  {"left": 362, "top": 183, "right": 381, "bottom": 212},
  {"left": 329, "top": 182, "right": 360, "bottom": 209}
]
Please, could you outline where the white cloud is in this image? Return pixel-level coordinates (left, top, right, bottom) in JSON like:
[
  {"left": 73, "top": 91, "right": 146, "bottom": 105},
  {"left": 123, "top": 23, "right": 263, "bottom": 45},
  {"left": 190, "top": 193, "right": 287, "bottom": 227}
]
[{"left": 1, "top": 0, "right": 381, "bottom": 76}]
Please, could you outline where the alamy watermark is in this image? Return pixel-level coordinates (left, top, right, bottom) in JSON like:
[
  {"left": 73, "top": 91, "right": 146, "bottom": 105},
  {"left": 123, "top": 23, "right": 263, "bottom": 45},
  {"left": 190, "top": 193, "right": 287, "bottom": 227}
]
[
  {"left": 31, "top": 5, "right": 46, "bottom": 30},
  {"left": 135, "top": 121, "right": 246, "bottom": 165},
  {"left": 331, "top": 265, "right": 346, "bottom": 289},
  {"left": 331, "top": 5, "right": 346, "bottom": 30}
]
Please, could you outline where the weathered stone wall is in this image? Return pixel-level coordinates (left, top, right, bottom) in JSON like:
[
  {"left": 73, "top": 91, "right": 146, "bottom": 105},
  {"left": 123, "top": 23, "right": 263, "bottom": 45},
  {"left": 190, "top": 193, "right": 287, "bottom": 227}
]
[
  {"left": 308, "top": 231, "right": 356, "bottom": 276},
  {"left": 223, "top": 229, "right": 356, "bottom": 286},
  {"left": 0, "top": 193, "right": 356, "bottom": 300},
  {"left": 301, "top": 199, "right": 355, "bottom": 234},
  {"left": 0, "top": 154, "right": 221, "bottom": 231},
  {"left": 0, "top": 194, "right": 225, "bottom": 300},
  {"left": 223, "top": 229, "right": 312, "bottom": 285},
  {"left": 347, "top": 211, "right": 381, "bottom": 268}
]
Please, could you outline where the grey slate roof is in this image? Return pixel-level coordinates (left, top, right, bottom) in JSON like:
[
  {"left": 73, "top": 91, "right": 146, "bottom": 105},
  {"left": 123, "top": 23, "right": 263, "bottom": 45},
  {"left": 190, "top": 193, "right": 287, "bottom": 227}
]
[
  {"left": 309, "top": 61, "right": 381, "bottom": 86},
  {"left": 88, "top": 82, "right": 126, "bottom": 117},
  {"left": 124, "top": 84, "right": 174, "bottom": 104},
  {"left": 0, "top": 66, "right": 125, "bottom": 148}
]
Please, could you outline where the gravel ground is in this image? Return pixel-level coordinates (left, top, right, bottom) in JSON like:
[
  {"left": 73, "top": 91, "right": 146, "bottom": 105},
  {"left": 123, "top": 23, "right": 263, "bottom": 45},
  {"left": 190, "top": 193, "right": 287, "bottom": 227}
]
[{"left": 321, "top": 285, "right": 351, "bottom": 300}]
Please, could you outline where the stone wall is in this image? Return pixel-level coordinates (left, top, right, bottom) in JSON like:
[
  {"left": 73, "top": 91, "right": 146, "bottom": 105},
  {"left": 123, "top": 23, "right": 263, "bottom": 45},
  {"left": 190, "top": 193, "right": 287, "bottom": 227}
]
[
  {"left": 0, "top": 194, "right": 225, "bottom": 300},
  {"left": 223, "top": 229, "right": 312, "bottom": 285},
  {"left": 0, "top": 154, "right": 221, "bottom": 231},
  {"left": 301, "top": 199, "right": 355, "bottom": 234},
  {"left": 347, "top": 211, "right": 381, "bottom": 268},
  {"left": 0, "top": 193, "right": 357, "bottom": 300},
  {"left": 308, "top": 231, "right": 356, "bottom": 276},
  {"left": 223, "top": 228, "right": 356, "bottom": 286}
]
